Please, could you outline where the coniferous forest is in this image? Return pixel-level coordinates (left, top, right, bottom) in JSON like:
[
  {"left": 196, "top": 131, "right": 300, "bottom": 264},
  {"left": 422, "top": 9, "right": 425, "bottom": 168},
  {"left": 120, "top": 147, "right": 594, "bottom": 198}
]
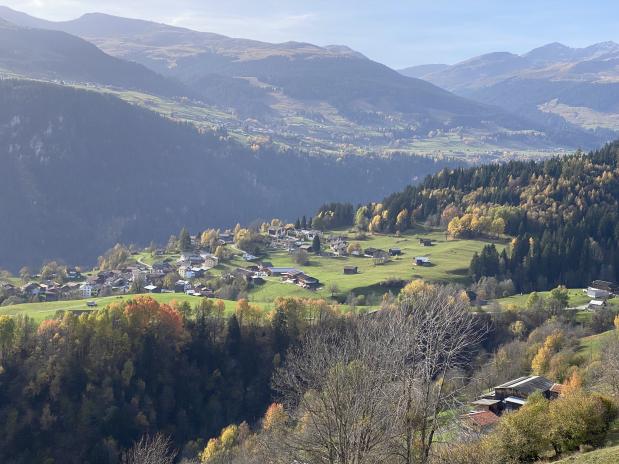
[{"left": 371, "top": 141, "right": 619, "bottom": 291}]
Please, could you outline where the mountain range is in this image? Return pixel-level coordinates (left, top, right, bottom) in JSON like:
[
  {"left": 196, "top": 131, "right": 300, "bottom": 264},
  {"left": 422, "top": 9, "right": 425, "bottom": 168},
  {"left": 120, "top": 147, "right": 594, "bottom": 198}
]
[
  {"left": 0, "top": 5, "right": 588, "bottom": 153},
  {"left": 401, "top": 42, "right": 619, "bottom": 137}
]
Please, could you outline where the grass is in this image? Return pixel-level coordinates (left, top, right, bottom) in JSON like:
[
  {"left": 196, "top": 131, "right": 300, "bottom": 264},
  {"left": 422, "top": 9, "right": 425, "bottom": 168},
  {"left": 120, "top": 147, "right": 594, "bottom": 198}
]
[
  {"left": 247, "top": 230, "right": 501, "bottom": 304},
  {"left": 553, "top": 445, "right": 619, "bottom": 463},
  {"left": 0, "top": 294, "right": 261, "bottom": 322},
  {"left": 578, "top": 330, "right": 617, "bottom": 360},
  {"left": 497, "top": 288, "right": 591, "bottom": 309}
]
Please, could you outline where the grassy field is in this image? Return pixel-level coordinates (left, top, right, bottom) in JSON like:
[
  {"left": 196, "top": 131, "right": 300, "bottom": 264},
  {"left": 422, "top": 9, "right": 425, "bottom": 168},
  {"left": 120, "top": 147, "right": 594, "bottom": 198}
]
[
  {"left": 0, "top": 293, "right": 260, "bottom": 322},
  {"left": 497, "top": 288, "right": 591, "bottom": 309},
  {"left": 553, "top": 445, "right": 619, "bottom": 463},
  {"left": 248, "top": 230, "right": 501, "bottom": 303}
]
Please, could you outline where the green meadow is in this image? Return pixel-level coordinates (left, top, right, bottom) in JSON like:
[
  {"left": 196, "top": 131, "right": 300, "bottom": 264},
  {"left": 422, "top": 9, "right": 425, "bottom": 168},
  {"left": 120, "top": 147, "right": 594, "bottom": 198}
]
[
  {"left": 0, "top": 293, "right": 258, "bottom": 323},
  {"left": 248, "top": 230, "right": 501, "bottom": 303},
  {"left": 1, "top": 229, "right": 500, "bottom": 322}
]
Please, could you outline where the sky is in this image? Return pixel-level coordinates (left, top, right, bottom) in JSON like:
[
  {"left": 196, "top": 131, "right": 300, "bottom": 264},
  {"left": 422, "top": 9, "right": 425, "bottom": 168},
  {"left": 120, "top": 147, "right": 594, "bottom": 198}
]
[{"left": 3, "top": 0, "right": 619, "bottom": 68}]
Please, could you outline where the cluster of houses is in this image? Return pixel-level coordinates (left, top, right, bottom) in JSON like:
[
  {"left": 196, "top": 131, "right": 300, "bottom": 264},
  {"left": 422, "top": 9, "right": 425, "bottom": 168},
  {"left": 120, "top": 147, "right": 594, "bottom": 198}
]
[
  {"left": 586, "top": 280, "right": 618, "bottom": 310},
  {"left": 462, "top": 375, "right": 563, "bottom": 432},
  {"left": 0, "top": 268, "right": 86, "bottom": 302}
]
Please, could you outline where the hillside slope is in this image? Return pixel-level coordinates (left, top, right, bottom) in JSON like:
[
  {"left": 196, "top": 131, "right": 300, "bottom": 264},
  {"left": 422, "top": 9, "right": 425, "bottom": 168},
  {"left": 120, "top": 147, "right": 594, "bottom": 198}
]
[
  {"left": 0, "top": 18, "right": 186, "bottom": 97},
  {"left": 0, "top": 79, "right": 451, "bottom": 270},
  {"left": 0, "top": 7, "right": 539, "bottom": 135}
]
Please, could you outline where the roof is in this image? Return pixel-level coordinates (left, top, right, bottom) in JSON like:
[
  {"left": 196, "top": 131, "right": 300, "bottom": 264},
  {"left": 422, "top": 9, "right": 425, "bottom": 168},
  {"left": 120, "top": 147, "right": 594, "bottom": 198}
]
[
  {"left": 472, "top": 399, "right": 500, "bottom": 406},
  {"left": 414, "top": 256, "right": 431, "bottom": 262},
  {"left": 505, "top": 396, "right": 527, "bottom": 406},
  {"left": 495, "top": 375, "right": 554, "bottom": 395},
  {"left": 463, "top": 410, "right": 500, "bottom": 427},
  {"left": 590, "top": 300, "right": 605, "bottom": 306},
  {"left": 268, "top": 267, "right": 301, "bottom": 273}
]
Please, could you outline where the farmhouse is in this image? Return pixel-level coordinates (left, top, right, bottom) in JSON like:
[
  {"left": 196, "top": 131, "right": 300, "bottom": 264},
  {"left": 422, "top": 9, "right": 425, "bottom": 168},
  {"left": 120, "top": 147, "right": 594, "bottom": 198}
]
[
  {"left": 200, "top": 253, "right": 219, "bottom": 269},
  {"left": 267, "top": 267, "right": 302, "bottom": 276},
  {"left": 296, "top": 274, "right": 320, "bottom": 290},
  {"left": 419, "top": 238, "right": 433, "bottom": 247},
  {"left": 344, "top": 266, "right": 358, "bottom": 275},
  {"left": 364, "top": 247, "right": 384, "bottom": 258},
  {"left": 144, "top": 284, "right": 161, "bottom": 294},
  {"left": 476, "top": 375, "right": 562, "bottom": 415},
  {"left": 587, "top": 286, "right": 610, "bottom": 299},
  {"left": 461, "top": 410, "right": 500, "bottom": 433},
  {"left": 414, "top": 256, "right": 431, "bottom": 266},
  {"left": 589, "top": 299, "right": 606, "bottom": 310}
]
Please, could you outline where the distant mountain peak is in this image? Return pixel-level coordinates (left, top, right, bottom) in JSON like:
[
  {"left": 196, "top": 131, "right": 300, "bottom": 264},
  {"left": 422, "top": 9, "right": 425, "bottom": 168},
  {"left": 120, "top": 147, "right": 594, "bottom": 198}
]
[{"left": 323, "top": 44, "right": 367, "bottom": 59}]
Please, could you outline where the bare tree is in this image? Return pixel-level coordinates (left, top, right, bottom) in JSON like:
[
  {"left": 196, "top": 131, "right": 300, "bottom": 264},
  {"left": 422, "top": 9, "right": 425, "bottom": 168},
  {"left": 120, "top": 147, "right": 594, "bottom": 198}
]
[
  {"left": 600, "top": 336, "right": 619, "bottom": 396},
  {"left": 122, "top": 434, "right": 177, "bottom": 464},
  {"left": 272, "top": 286, "right": 485, "bottom": 464}
]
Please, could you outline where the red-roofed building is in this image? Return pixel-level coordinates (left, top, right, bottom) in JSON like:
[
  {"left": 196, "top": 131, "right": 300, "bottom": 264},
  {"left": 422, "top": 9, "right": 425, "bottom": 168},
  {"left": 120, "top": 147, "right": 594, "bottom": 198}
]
[{"left": 461, "top": 410, "right": 500, "bottom": 432}]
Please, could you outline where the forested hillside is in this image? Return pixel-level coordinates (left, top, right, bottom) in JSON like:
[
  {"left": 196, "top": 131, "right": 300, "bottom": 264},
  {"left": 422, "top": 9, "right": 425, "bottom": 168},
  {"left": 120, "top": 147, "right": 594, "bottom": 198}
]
[
  {"left": 0, "top": 79, "right": 449, "bottom": 270},
  {"left": 369, "top": 141, "right": 619, "bottom": 290}
]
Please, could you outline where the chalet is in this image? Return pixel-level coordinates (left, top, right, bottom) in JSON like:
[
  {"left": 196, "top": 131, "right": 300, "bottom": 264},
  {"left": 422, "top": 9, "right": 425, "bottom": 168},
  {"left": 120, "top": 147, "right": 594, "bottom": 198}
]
[
  {"left": 389, "top": 248, "right": 402, "bottom": 256},
  {"left": 178, "top": 253, "right": 203, "bottom": 266},
  {"left": 1, "top": 282, "right": 16, "bottom": 296},
  {"left": 414, "top": 257, "right": 431, "bottom": 266},
  {"left": 174, "top": 280, "right": 191, "bottom": 293},
  {"left": 419, "top": 238, "right": 433, "bottom": 247},
  {"left": 373, "top": 251, "right": 390, "bottom": 265},
  {"left": 477, "top": 376, "right": 560, "bottom": 414},
  {"left": 299, "top": 244, "right": 314, "bottom": 253},
  {"left": 201, "top": 253, "right": 219, "bottom": 269},
  {"left": 282, "top": 269, "right": 304, "bottom": 281},
  {"left": 243, "top": 252, "right": 258, "bottom": 261},
  {"left": 344, "top": 266, "right": 358, "bottom": 275},
  {"left": 22, "top": 282, "right": 42, "bottom": 296},
  {"left": 364, "top": 247, "right": 384, "bottom": 258},
  {"left": 152, "top": 262, "right": 174, "bottom": 274},
  {"left": 144, "top": 284, "right": 161, "bottom": 294},
  {"left": 267, "top": 267, "right": 302, "bottom": 276},
  {"left": 66, "top": 268, "right": 83, "bottom": 281},
  {"left": 297, "top": 274, "right": 320, "bottom": 290},
  {"left": 80, "top": 282, "right": 97, "bottom": 298}
]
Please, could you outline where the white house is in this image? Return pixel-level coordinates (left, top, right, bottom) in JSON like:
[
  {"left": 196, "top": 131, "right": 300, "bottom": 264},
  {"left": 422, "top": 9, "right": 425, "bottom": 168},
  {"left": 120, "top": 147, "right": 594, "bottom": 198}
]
[
  {"left": 587, "top": 287, "right": 610, "bottom": 299},
  {"left": 80, "top": 283, "right": 96, "bottom": 298}
]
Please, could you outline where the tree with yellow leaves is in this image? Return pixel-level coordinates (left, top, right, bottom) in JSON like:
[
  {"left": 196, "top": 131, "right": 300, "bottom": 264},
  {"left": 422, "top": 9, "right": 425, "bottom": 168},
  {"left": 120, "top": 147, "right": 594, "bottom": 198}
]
[
  {"left": 200, "top": 424, "right": 239, "bottom": 463},
  {"left": 531, "top": 330, "right": 564, "bottom": 375},
  {"left": 400, "top": 279, "right": 435, "bottom": 297},
  {"left": 262, "top": 403, "right": 287, "bottom": 431},
  {"left": 396, "top": 209, "right": 409, "bottom": 231}
]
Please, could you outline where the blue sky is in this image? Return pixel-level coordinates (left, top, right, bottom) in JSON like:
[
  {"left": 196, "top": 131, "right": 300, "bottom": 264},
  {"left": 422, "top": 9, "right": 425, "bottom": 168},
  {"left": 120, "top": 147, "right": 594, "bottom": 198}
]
[{"left": 3, "top": 1, "right": 619, "bottom": 68}]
